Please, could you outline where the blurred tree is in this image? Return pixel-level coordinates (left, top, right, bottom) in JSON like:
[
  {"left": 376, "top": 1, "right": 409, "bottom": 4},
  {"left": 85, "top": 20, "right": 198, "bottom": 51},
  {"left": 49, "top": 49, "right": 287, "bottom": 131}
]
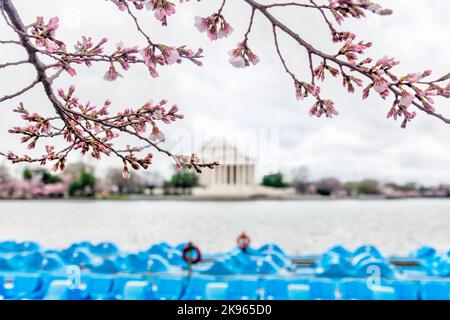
[
  {"left": 386, "top": 182, "right": 417, "bottom": 192},
  {"left": 315, "top": 178, "right": 342, "bottom": 196},
  {"left": 69, "top": 170, "right": 96, "bottom": 197},
  {"left": 291, "top": 166, "right": 309, "bottom": 194},
  {"left": 41, "top": 170, "right": 62, "bottom": 184},
  {"left": 316, "top": 187, "right": 331, "bottom": 196},
  {"left": 26, "top": 168, "right": 61, "bottom": 184},
  {"left": 357, "top": 179, "right": 380, "bottom": 195},
  {"left": 107, "top": 168, "right": 145, "bottom": 194},
  {"left": 170, "top": 170, "right": 199, "bottom": 194},
  {"left": 399, "top": 182, "right": 417, "bottom": 191},
  {"left": 64, "top": 163, "right": 95, "bottom": 179},
  {"left": 141, "top": 171, "right": 165, "bottom": 195},
  {"left": 344, "top": 181, "right": 359, "bottom": 196},
  {"left": 23, "top": 168, "right": 32, "bottom": 181},
  {"left": 262, "top": 172, "right": 288, "bottom": 188},
  {"left": 0, "top": 165, "right": 10, "bottom": 183}
]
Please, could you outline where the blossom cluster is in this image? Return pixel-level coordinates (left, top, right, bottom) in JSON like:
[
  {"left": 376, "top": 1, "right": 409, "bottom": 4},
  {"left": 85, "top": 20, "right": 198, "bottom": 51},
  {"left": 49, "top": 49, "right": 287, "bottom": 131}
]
[
  {"left": 172, "top": 153, "right": 218, "bottom": 174},
  {"left": 140, "top": 44, "right": 203, "bottom": 78},
  {"left": 74, "top": 37, "right": 109, "bottom": 68},
  {"left": 294, "top": 81, "right": 321, "bottom": 101},
  {"left": 309, "top": 99, "right": 339, "bottom": 118},
  {"left": 357, "top": 55, "right": 448, "bottom": 127},
  {"left": 195, "top": 14, "right": 233, "bottom": 41},
  {"left": 31, "top": 16, "right": 63, "bottom": 53},
  {"left": 0, "top": 0, "right": 218, "bottom": 178},
  {"left": 313, "top": 62, "right": 340, "bottom": 81},
  {"left": 228, "top": 42, "right": 260, "bottom": 68},
  {"left": 111, "top": 0, "right": 189, "bottom": 26},
  {"left": 28, "top": 15, "right": 203, "bottom": 80},
  {"left": 9, "top": 103, "right": 53, "bottom": 150},
  {"left": 7, "top": 85, "right": 187, "bottom": 178},
  {"left": 329, "top": 0, "right": 392, "bottom": 24},
  {"left": 338, "top": 39, "right": 372, "bottom": 64},
  {"left": 194, "top": 12, "right": 259, "bottom": 69},
  {"left": 121, "top": 151, "right": 154, "bottom": 179}
]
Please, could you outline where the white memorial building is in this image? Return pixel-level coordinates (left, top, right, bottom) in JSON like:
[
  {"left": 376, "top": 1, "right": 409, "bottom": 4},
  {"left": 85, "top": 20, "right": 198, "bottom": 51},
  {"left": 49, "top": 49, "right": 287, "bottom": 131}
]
[
  {"left": 197, "top": 140, "right": 256, "bottom": 188},
  {"left": 193, "top": 140, "right": 294, "bottom": 198}
]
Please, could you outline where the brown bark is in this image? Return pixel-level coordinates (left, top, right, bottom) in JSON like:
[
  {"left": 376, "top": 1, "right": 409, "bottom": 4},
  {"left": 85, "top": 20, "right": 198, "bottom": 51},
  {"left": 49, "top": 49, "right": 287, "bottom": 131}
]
[{"left": 1, "top": 0, "right": 67, "bottom": 123}]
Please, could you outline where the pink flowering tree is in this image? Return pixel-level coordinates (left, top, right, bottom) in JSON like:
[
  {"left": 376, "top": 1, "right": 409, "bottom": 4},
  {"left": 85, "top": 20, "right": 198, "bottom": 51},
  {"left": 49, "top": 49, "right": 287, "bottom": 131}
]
[{"left": 0, "top": 0, "right": 448, "bottom": 179}]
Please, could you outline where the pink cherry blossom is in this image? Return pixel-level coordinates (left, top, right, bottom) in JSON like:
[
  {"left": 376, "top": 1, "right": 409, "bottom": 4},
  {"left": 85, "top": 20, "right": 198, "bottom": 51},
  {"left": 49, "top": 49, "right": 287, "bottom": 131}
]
[
  {"left": 229, "top": 42, "right": 260, "bottom": 68},
  {"left": 47, "top": 17, "right": 59, "bottom": 31},
  {"left": 194, "top": 16, "right": 208, "bottom": 32},
  {"left": 194, "top": 13, "right": 233, "bottom": 41},
  {"left": 111, "top": 0, "right": 126, "bottom": 11},
  {"left": 376, "top": 55, "right": 400, "bottom": 69},
  {"left": 399, "top": 92, "right": 414, "bottom": 107},
  {"left": 163, "top": 47, "right": 180, "bottom": 65},
  {"left": 145, "top": 0, "right": 176, "bottom": 26},
  {"left": 122, "top": 165, "right": 131, "bottom": 179},
  {"left": 103, "top": 64, "right": 122, "bottom": 81},
  {"left": 373, "top": 78, "right": 390, "bottom": 99},
  {"left": 45, "top": 41, "right": 59, "bottom": 53},
  {"left": 149, "top": 127, "right": 165, "bottom": 142},
  {"left": 229, "top": 54, "right": 246, "bottom": 69},
  {"left": 309, "top": 99, "right": 339, "bottom": 118},
  {"left": 294, "top": 81, "right": 321, "bottom": 101}
]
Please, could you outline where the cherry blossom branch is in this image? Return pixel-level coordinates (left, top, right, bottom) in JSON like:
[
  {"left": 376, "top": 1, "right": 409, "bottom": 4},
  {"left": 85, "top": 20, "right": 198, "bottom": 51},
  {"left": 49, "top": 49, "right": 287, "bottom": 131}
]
[
  {"left": 0, "top": 77, "right": 40, "bottom": 103},
  {"left": 122, "top": 2, "right": 155, "bottom": 46},
  {"left": 0, "top": 39, "right": 20, "bottom": 45},
  {"left": 217, "top": 0, "right": 227, "bottom": 14},
  {"left": 243, "top": 7, "right": 256, "bottom": 42},
  {"left": 264, "top": 2, "right": 329, "bottom": 9},
  {"left": 310, "top": 0, "right": 335, "bottom": 33},
  {"left": 0, "top": 0, "right": 217, "bottom": 178},
  {"left": 0, "top": 59, "right": 29, "bottom": 69},
  {"left": 1, "top": 0, "right": 448, "bottom": 179},
  {"left": 233, "top": 0, "right": 449, "bottom": 126},
  {"left": 272, "top": 26, "right": 296, "bottom": 81},
  {"left": 195, "top": 0, "right": 448, "bottom": 124}
]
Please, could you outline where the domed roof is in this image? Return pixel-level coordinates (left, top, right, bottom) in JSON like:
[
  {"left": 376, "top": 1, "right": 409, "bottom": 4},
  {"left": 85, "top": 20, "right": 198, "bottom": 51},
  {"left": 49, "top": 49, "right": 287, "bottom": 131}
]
[{"left": 198, "top": 140, "right": 254, "bottom": 165}]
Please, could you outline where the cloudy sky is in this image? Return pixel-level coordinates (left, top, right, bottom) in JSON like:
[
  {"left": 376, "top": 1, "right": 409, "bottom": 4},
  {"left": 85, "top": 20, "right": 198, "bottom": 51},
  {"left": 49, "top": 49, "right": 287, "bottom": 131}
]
[{"left": 0, "top": 0, "right": 449, "bottom": 184}]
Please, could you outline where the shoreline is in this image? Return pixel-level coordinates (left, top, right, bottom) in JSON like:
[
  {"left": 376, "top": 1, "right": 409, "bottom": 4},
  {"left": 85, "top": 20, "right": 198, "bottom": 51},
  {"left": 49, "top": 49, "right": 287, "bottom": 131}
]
[{"left": 0, "top": 195, "right": 449, "bottom": 202}]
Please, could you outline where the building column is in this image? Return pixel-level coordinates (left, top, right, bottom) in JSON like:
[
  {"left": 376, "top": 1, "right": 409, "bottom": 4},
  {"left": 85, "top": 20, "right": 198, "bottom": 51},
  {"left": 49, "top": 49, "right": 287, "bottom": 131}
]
[
  {"left": 238, "top": 164, "right": 244, "bottom": 185},
  {"left": 217, "top": 166, "right": 222, "bottom": 185},
  {"left": 223, "top": 165, "right": 227, "bottom": 185},
  {"left": 249, "top": 165, "right": 255, "bottom": 185},
  {"left": 246, "top": 166, "right": 250, "bottom": 185},
  {"left": 236, "top": 165, "right": 241, "bottom": 185},
  {"left": 207, "top": 170, "right": 213, "bottom": 186},
  {"left": 231, "top": 165, "right": 235, "bottom": 185},
  {"left": 245, "top": 166, "right": 249, "bottom": 185}
]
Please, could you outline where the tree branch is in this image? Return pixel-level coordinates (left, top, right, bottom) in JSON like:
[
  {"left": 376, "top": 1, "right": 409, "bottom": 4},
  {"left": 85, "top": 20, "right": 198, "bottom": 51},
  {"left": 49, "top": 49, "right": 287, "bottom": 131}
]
[
  {"left": 0, "top": 77, "right": 40, "bottom": 103},
  {"left": 0, "top": 39, "right": 20, "bottom": 45},
  {"left": 0, "top": 59, "right": 29, "bottom": 69},
  {"left": 243, "top": 0, "right": 450, "bottom": 125}
]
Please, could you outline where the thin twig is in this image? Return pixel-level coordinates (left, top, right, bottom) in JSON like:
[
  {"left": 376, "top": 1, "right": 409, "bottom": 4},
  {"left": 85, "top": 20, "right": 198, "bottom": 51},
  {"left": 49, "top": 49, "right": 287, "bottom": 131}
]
[
  {"left": 0, "top": 59, "right": 29, "bottom": 69},
  {"left": 0, "top": 77, "right": 40, "bottom": 103}
]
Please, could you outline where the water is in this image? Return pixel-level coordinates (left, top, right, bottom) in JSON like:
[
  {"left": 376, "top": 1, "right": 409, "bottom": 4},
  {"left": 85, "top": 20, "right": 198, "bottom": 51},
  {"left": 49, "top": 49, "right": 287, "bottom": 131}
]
[{"left": 0, "top": 199, "right": 449, "bottom": 256}]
